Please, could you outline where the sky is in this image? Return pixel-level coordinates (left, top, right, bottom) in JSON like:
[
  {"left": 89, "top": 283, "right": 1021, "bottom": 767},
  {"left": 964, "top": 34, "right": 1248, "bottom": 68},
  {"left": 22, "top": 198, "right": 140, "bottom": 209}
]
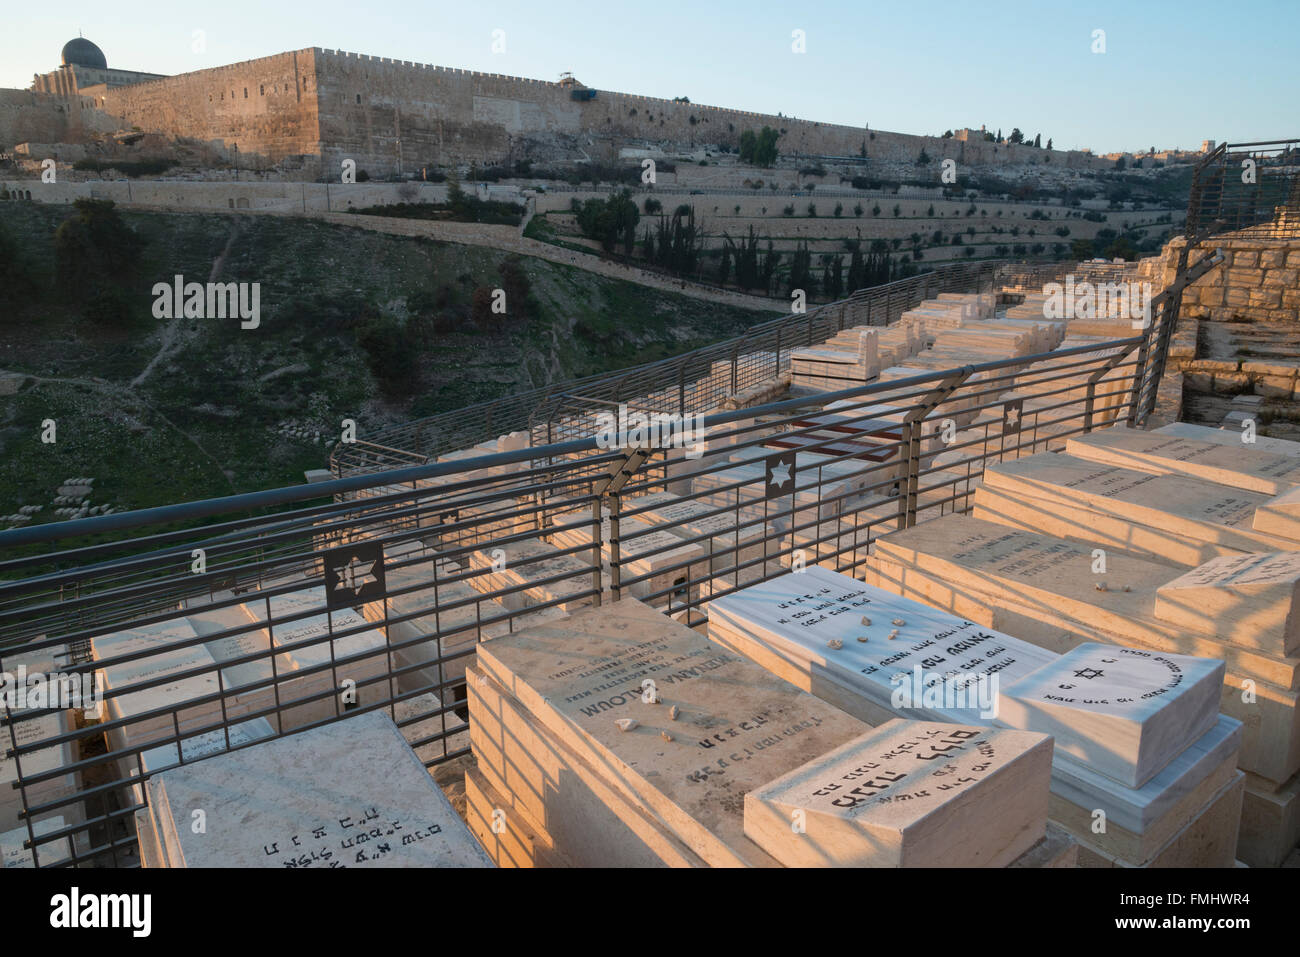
[{"left": 5, "top": 0, "right": 1296, "bottom": 154}]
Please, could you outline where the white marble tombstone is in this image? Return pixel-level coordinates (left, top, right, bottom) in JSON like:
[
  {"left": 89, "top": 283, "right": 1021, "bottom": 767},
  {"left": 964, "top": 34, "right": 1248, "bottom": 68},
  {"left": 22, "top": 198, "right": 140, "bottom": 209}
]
[
  {"left": 745, "top": 719, "right": 1053, "bottom": 867},
  {"left": 143, "top": 710, "right": 492, "bottom": 868},
  {"left": 997, "top": 644, "right": 1224, "bottom": 788}
]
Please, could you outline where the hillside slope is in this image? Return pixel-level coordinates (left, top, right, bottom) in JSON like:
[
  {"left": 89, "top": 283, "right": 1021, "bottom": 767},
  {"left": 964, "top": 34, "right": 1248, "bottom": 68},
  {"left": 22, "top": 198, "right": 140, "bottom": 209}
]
[{"left": 0, "top": 204, "right": 772, "bottom": 527}]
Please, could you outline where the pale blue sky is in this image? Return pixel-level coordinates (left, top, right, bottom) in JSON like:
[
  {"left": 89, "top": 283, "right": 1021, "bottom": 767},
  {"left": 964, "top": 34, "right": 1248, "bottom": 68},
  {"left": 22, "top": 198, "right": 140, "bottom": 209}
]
[{"left": 6, "top": 0, "right": 1296, "bottom": 154}]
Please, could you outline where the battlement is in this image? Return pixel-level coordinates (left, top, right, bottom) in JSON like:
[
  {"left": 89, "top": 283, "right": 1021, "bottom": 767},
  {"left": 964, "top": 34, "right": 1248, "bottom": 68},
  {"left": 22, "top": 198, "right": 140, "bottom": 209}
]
[{"left": 6, "top": 43, "right": 1114, "bottom": 178}]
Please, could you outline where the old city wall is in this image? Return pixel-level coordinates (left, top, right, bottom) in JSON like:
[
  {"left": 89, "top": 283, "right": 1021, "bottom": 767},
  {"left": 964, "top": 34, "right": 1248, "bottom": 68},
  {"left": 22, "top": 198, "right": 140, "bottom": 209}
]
[
  {"left": 312, "top": 49, "right": 584, "bottom": 175},
  {"left": 582, "top": 89, "right": 1109, "bottom": 170},
  {"left": 96, "top": 50, "right": 321, "bottom": 169},
  {"left": 310, "top": 48, "right": 1113, "bottom": 176},
  {"left": 9, "top": 47, "right": 1116, "bottom": 178},
  {"left": 0, "top": 89, "right": 118, "bottom": 148}
]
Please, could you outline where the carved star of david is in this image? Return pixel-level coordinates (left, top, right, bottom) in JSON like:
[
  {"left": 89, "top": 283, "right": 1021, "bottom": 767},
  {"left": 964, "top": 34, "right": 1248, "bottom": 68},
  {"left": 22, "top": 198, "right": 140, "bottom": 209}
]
[
  {"left": 334, "top": 555, "right": 378, "bottom": 596},
  {"left": 1073, "top": 667, "right": 1104, "bottom": 680},
  {"left": 1005, "top": 406, "right": 1020, "bottom": 428},
  {"left": 769, "top": 461, "right": 793, "bottom": 491}
]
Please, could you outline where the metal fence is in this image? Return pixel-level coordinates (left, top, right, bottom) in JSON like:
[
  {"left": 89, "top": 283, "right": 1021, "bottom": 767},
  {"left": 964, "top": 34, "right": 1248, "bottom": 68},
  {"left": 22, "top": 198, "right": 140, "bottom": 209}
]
[
  {"left": 1186, "top": 139, "right": 1300, "bottom": 241},
  {"left": 1, "top": 325, "right": 1152, "bottom": 867},
  {"left": 333, "top": 260, "right": 1002, "bottom": 474}
]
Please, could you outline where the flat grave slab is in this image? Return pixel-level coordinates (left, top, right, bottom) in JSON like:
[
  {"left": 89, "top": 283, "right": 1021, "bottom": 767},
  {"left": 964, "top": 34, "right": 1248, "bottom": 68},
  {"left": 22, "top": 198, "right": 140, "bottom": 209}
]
[
  {"left": 706, "top": 565, "right": 1058, "bottom": 725},
  {"left": 143, "top": 710, "right": 492, "bottom": 868},
  {"left": 0, "top": 708, "right": 77, "bottom": 834},
  {"left": 1253, "top": 486, "right": 1300, "bottom": 541},
  {"left": 1155, "top": 551, "right": 1300, "bottom": 657},
  {"left": 1066, "top": 427, "right": 1300, "bottom": 495},
  {"left": 998, "top": 644, "right": 1223, "bottom": 788},
  {"left": 474, "top": 597, "right": 867, "bottom": 867},
  {"left": 1154, "top": 422, "right": 1300, "bottom": 458},
  {"left": 92, "top": 619, "right": 225, "bottom": 750},
  {"left": 984, "top": 453, "right": 1292, "bottom": 553},
  {"left": 468, "top": 538, "right": 599, "bottom": 613},
  {"left": 744, "top": 719, "right": 1052, "bottom": 867},
  {"left": 706, "top": 567, "right": 1245, "bottom": 847},
  {"left": 1, "top": 816, "right": 72, "bottom": 869},
  {"left": 871, "top": 514, "right": 1298, "bottom": 671}
]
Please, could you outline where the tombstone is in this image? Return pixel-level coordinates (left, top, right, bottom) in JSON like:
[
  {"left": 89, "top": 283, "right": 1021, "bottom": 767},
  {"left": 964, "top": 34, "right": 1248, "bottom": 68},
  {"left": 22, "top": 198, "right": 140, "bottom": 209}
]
[
  {"left": 468, "top": 538, "right": 602, "bottom": 613},
  {"left": 1066, "top": 427, "right": 1300, "bottom": 495},
  {"left": 0, "top": 709, "right": 79, "bottom": 837},
  {"left": 997, "top": 644, "right": 1223, "bottom": 788},
  {"left": 92, "top": 619, "right": 226, "bottom": 752},
  {"left": 138, "top": 711, "right": 492, "bottom": 868},
  {"left": 707, "top": 567, "right": 1245, "bottom": 866},
  {"left": 745, "top": 719, "right": 1053, "bottom": 867},
  {"left": 1, "top": 816, "right": 72, "bottom": 869},
  {"left": 367, "top": 551, "right": 508, "bottom": 692},
  {"left": 0, "top": 643, "right": 82, "bottom": 841},
  {"left": 1155, "top": 552, "right": 1300, "bottom": 657},
  {"left": 1253, "top": 486, "right": 1300, "bottom": 541},
  {"left": 868, "top": 513, "right": 1300, "bottom": 785},
  {"left": 240, "top": 586, "right": 395, "bottom": 727},
  {"left": 463, "top": 763, "right": 566, "bottom": 868},
  {"left": 706, "top": 566, "right": 1057, "bottom": 725},
  {"left": 629, "top": 493, "right": 774, "bottom": 579},
  {"left": 124, "top": 716, "right": 277, "bottom": 810},
  {"left": 472, "top": 597, "right": 867, "bottom": 867},
  {"left": 1154, "top": 422, "right": 1300, "bottom": 458},
  {"left": 547, "top": 509, "right": 707, "bottom": 608},
  {"left": 1045, "top": 715, "right": 1243, "bottom": 867},
  {"left": 983, "top": 453, "right": 1290, "bottom": 555}
]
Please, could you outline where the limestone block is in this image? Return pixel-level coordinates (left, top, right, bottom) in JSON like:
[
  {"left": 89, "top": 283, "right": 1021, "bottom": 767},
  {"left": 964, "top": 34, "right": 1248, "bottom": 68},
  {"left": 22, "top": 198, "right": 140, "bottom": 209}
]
[
  {"left": 744, "top": 719, "right": 1053, "bottom": 867},
  {"left": 142, "top": 711, "right": 492, "bottom": 868}
]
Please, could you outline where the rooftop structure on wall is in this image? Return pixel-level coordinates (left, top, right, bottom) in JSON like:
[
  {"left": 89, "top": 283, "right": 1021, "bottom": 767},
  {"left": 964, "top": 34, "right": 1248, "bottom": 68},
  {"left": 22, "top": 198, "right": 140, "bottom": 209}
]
[{"left": 30, "top": 36, "right": 166, "bottom": 99}]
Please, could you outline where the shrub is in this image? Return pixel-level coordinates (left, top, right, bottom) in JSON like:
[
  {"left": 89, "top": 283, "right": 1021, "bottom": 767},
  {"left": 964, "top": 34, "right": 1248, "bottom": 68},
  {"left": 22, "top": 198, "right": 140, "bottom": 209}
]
[{"left": 358, "top": 320, "right": 419, "bottom": 397}]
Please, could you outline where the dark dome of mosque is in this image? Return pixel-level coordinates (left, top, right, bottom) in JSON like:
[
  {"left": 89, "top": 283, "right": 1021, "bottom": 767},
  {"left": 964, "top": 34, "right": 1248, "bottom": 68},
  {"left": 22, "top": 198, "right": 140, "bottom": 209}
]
[{"left": 61, "top": 38, "right": 107, "bottom": 70}]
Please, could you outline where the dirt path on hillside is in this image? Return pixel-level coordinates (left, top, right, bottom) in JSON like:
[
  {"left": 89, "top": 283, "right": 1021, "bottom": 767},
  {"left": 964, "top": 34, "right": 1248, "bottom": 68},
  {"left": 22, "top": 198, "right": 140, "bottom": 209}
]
[
  {"left": 124, "top": 202, "right": 784, "bottom": 313},
  {"left": 131, "top": 223, "right": 241, "bottom": 389}
]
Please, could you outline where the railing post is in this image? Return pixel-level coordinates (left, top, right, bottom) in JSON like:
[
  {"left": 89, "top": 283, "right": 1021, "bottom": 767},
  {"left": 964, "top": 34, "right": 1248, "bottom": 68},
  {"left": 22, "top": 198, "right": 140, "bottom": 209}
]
[
  {"left": 897, "top": 369, "right": 970, "bottom": 530},
  {"left": 598, "top": 446, "right": 652, "bottom": 604},
  {"left": 1085, "top": 348, "right": 1132, "bottom": 433},
  {"left": 593, "top": 492, "right": 607, "bottom": 607}
]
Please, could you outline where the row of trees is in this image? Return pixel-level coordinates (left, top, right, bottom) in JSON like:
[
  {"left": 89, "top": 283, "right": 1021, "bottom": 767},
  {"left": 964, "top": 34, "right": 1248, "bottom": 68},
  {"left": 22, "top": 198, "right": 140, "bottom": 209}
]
[
  {"left": 738, "top": 126, "right": 780, "bottom": 167},
  {"left": 941, "top": 128, "right": 1053, "bottom": 150}
]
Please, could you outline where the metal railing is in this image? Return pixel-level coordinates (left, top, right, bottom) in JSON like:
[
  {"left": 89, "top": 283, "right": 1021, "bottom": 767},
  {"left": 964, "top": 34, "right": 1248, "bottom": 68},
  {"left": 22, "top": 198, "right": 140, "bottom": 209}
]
[
  {"left": 331, "top": 260, "right": 1002, "bottom": 473},
  {"left": 0, "top": 328, "right": 1148, "bottom": 867},
  {"left": 1186, "top": 139, "right": 1300, "bottom": 241}
]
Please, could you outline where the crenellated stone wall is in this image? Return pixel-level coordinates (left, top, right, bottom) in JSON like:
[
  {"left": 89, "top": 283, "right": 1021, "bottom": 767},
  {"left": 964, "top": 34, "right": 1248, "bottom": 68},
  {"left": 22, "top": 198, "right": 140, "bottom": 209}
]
[
  {"left": 6, "top": 46, "right": 1120, "bottom": 179},
  {"left": 308, "top": 47, "right": 1113, "bottom": 176}
]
